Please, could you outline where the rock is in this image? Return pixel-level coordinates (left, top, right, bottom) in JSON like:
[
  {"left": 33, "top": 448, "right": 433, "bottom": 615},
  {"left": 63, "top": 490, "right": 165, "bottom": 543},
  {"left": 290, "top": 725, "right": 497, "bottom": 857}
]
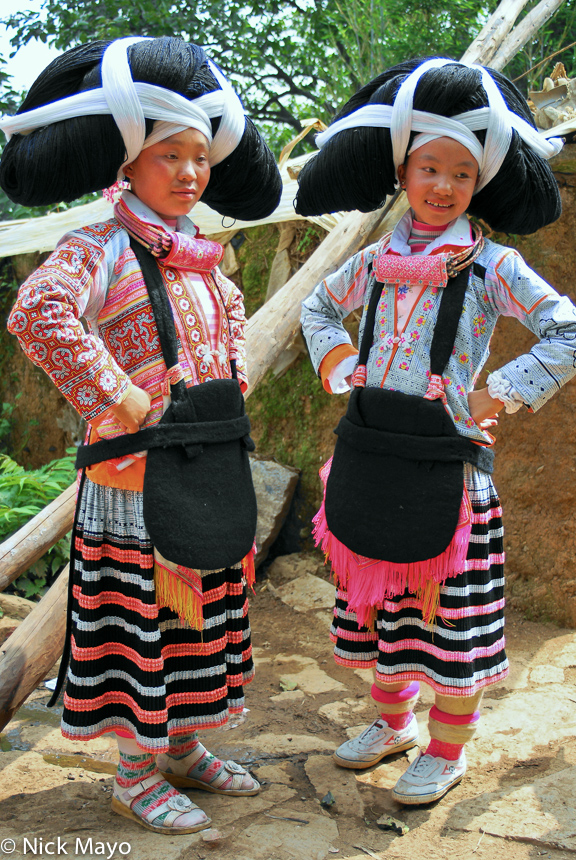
[
  {"left": 274, "top": 655, "right": 346, "bottom": 695},
  {"left": 0, "top": 616, "right": 21, "bottom": 647},
  {"left": 250, "top": 459, "right": 300, "bottom": 568},
  {"left": 275, "top": 573, "right": 336, "bottom": 613},
  {"left": 0, "top": 593, "right": 36, "bottom": 621},
  {"left": 304, "top": 755, "right": 364, "bottom": 818},
  {"left": 266, "top": 553, "right": 323, "bottom": 585},
  {"left": 230, "top": 809, "right": 338, "bottom": 860},
  {"left": 449, "top": 765, "right": 576, "bottom": 851},
  {"left": 318, "top": 699, "right": 371, "bottom": 727},
  {"left": 270, "top": 690, "right": 306, "bottom": 704},
  {"left": 376, "top": 814, "right": 409, "bottom": 835},
  {"left": 239, "top": 732, "right": 334, "bottom": 755}
]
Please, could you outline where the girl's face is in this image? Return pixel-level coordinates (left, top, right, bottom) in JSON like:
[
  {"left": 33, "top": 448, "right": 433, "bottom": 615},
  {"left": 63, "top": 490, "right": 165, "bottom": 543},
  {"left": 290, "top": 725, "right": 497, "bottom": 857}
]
[
  {"left": 123, "top": 128, "right": 211, "bottom": 221},
  {"left": 397, "top": 137, "right": 479, "bottom": 226}
]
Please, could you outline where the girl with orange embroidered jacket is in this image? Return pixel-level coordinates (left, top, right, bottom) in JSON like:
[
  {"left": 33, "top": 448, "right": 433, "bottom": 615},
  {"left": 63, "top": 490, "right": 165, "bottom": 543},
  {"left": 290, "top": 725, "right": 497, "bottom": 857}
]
[
  {"left": 297, "top": 58, "right": 576, "bottom": 805},
  {"left": 1, "top": 36, "right": 281, "bottom": 834}
]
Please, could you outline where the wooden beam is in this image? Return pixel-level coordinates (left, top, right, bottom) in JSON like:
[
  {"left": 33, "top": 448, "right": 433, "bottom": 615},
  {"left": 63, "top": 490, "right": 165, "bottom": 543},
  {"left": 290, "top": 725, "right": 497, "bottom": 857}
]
[
  {"left": 0, "top": 565, "right": 68, "bottom": 731},
  {"left": 0, "top": 483, "right": 75, "bottom": 593}
]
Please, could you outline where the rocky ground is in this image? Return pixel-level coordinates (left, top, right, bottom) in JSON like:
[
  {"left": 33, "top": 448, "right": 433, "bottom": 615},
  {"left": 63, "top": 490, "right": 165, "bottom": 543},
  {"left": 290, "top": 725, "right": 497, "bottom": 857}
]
[{"left": 1, "top": 552, "right": 576, "bottom": 860}]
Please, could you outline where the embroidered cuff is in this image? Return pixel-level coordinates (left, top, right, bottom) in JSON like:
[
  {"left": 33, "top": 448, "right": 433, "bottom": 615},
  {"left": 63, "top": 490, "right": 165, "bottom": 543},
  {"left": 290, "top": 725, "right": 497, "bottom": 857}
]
[
  {"left": 487, "top": 370, "right": 524, "bottom": 414},
  {"left": 328, "top": 355, "right": 358, "bottom": 394}
]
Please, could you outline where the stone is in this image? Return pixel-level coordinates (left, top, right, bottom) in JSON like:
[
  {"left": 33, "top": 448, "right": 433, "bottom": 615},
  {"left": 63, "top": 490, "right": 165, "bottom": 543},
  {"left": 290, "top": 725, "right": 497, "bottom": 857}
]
[
  {"left": 270, "top": 689, "right": 306, "bottom": 704},
  {"left": 251, "top": 459, "right": 300, "bottom": 568},
  {"left": 449, "top": 765, "right": 576, "bottom": 852},
  {"left": 275, "top": 573, "right": 336, "bottom": 613},
  {"left": 304, "top": 754, "right": 365, "bottom": 818},
  {"left": 0, "top": 593, "right": 36, "bottom": 621},
  {"left": 266, "top": 553, "right": 322, "bottom": 585},
  {"left": 0, "top": 616, "right": 21, "bottom": 647},
  {"left": 469, "top": 687, "right": 575, "bottom": 766},
  {"left": 274, "top": 655, "right": 346, "bottom": 694},
  {"left": 318, "top": 699, "right": 371, "bottom": 727},
  {"left": 230, "top": 810, "right": 338, "bottom": 860},
  {"left": 239, "top": 732, "right": 335, "bottom": 755},
  {"left": 529, "top": 665, "right": 564, "bottom": 683}
]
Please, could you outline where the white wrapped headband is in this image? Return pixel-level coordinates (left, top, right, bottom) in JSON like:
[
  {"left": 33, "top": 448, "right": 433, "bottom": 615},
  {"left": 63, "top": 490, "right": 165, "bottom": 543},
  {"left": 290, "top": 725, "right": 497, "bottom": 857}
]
[
  {"left": 0, "top": 36, "right": 246, "bottom": 175},
  {"left": 315, "top": 58, "right": 563, "bottom": 194}
]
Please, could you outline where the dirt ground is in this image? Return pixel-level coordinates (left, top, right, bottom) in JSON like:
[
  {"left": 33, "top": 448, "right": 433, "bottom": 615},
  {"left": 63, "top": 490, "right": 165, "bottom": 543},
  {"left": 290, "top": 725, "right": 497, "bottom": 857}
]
[{"left": 1, "top": 552, "right": 576, "bottom": 860}]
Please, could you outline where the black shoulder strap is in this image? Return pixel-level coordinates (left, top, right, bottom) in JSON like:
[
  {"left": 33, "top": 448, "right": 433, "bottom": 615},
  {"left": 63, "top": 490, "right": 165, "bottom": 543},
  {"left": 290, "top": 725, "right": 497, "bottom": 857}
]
[{"left": 357, "top": 263, "right": 470, "bottom": 381}]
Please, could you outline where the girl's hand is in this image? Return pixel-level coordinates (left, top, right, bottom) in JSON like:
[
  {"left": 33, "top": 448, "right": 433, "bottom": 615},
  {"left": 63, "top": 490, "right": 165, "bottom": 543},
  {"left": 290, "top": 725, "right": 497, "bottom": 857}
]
[
  {"left": 468, "top": 388, "right": 504, "bottom": 428},
  {"left": 93, "top": 384, "right": 151, "bottom": 434},
  {"left": 111, "top": 385, "right": 151, "bottom": 433}
]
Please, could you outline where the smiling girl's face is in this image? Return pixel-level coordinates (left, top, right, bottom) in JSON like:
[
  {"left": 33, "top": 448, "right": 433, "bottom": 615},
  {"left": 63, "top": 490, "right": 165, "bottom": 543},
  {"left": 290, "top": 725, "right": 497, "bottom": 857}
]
[
  {"left": 397, "top": 137, "right": 479, "bottom": 226},
  {"left": 123, "top": 128, "right": 210, "bottom": 221}
]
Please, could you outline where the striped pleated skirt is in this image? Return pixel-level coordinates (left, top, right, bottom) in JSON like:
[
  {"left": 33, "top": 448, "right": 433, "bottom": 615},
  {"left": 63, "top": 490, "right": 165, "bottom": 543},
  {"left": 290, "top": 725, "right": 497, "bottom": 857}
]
[
  {"left": 61, "top": 478, "right": 254, "bottom": 753},
  {"left": 330, "top": 465, "right": 508, "bottom": 696}
]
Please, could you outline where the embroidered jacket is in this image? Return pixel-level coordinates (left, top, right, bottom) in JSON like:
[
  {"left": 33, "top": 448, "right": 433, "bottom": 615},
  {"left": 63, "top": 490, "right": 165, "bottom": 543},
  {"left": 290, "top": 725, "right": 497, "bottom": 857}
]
[
  {"left": 301, "top": 213, "right": 576, "bottom": 444},
  {"left": 8, "top": 198, "right": 248, "bottom": 438}
]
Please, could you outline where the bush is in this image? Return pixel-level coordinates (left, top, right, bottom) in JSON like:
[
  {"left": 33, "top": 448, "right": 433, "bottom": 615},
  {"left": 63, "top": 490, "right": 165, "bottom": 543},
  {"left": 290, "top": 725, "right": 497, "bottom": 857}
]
[{"left": 0, "top": 450, "right": 76, "bottom": 600}]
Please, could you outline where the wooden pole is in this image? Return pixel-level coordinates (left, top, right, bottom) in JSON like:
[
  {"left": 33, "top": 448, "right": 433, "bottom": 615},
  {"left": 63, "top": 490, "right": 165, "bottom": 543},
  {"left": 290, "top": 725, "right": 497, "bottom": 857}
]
[
  {"left": 0, "top": 565, "right": 68, "bottom": 731},
  {"left": 461, "top": 0, "right": 531, "bottom": 66},
  {"left": 490, "top": 0, "right": 566, "bottom": 71},
  {"left": 0, "top": 484, "right": 75, "bottom": 593}
]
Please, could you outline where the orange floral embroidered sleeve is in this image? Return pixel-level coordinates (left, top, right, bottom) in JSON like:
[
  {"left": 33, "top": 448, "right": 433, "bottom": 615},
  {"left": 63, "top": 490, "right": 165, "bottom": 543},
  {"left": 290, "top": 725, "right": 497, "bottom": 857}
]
[{"left": 7, "top": 234, "right": 132, "bottom": 421}]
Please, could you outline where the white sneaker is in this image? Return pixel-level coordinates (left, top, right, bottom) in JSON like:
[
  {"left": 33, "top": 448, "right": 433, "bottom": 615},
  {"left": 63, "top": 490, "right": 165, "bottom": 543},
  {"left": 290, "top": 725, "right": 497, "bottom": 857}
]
[
  {"left": 333, "top": 717, "right": 419, "bottom": 769},
  {"left": 391, "top": 750, "right": 467, "bottom": 805}
]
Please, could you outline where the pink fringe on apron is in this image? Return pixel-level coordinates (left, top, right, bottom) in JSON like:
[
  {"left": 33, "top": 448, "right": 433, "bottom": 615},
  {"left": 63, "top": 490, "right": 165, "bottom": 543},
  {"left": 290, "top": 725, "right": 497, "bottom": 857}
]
[{"left": 313, "top": 457, "right": 472, "bottom": 627}]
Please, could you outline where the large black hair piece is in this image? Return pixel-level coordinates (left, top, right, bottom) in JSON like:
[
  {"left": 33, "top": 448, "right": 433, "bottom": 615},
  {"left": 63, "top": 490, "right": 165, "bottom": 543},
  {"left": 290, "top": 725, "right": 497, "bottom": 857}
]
[
  {"left": 0, "top": 37, "right": 282, "bottom": 220},
  {"left": 295, "top": 58, "right": 560, "bottom": 234}
]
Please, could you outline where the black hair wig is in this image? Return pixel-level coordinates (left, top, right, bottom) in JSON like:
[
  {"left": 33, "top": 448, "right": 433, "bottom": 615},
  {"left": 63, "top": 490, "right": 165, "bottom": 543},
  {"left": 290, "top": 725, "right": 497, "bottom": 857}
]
[
  {"left": 295, "top": 58, "right": 560, "bottom": 234},
  {"left": 0, "top": 37, "right": 282, "bottom": 220}
]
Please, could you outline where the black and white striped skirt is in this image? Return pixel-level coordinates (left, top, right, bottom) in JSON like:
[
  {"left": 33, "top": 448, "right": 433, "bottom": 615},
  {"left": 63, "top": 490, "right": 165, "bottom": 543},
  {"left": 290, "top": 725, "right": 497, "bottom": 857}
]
[
  {"left": 61, "top": 478, "right": 254, "bottom": 752},
  {"left": 330, "top": 465, "right": 508, "bottom": 696}
]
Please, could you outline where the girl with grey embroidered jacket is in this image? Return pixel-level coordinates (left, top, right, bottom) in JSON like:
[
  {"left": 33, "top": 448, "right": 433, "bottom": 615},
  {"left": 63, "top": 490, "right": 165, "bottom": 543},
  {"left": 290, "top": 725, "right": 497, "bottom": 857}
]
[{"left": 296, "top": 57, "right": 576, "bottom": 806}]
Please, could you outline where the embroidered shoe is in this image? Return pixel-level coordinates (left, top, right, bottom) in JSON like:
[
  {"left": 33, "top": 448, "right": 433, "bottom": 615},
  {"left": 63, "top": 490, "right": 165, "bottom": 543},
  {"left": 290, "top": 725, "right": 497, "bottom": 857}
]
[
  {"left": 391, "top": 750, "right": 467, "bottom": 805},
  {"left": 333, "top": 716, "right": 419, "bottom": 769}
]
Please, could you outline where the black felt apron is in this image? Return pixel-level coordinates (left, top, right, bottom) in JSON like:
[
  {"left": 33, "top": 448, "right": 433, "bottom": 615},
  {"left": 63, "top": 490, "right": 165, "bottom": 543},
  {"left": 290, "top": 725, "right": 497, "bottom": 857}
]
[{"left": 324, "top": 263, "right": 494, "bottom": 563}]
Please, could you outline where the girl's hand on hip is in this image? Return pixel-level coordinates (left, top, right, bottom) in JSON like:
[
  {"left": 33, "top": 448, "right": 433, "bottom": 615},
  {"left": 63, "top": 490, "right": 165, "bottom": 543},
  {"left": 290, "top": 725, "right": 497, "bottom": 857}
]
[
  {"left": 109, "top": 384, "right": 151, "bottom": 434},
  {"left": 468, "top": 388, "right": 504, "bottom": 428}
]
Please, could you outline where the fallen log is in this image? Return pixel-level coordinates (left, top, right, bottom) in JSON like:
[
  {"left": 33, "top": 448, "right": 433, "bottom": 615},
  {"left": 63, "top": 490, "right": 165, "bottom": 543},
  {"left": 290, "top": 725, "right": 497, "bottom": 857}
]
[
  {"left": 0, "top": 484, "right": 75, "bottom": 593},
  {"left": 0, "top": 565, "right": 68, "bottom": 731}
]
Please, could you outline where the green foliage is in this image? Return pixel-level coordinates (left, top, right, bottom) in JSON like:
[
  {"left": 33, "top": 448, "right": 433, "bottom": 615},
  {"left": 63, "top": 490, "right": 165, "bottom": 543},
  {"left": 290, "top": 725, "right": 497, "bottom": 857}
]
[
  {"left": 0, "top": 450, "right": 76, "bottom": 600},
  {"left": 0, "top": 0, "right": 502, "bottom": 139}
]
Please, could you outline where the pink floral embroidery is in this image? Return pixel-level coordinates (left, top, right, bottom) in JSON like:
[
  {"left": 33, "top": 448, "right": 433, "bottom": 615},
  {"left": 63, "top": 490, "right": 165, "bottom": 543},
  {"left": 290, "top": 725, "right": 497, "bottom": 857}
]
[
  {"left": 416, "top": 316, "right": 426, "bottom": 326},
  {"left": 458, "top": 353, "right": 469, "bottom": 364},
  {"left": 423, "top": 300, "right": 433, "bottom": 311},
  {"left": 457, "top": 384, "right": 466, "bottom": 396},
  {"left": 399, "top": 360, "right": 410, "bottom": 370}
]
